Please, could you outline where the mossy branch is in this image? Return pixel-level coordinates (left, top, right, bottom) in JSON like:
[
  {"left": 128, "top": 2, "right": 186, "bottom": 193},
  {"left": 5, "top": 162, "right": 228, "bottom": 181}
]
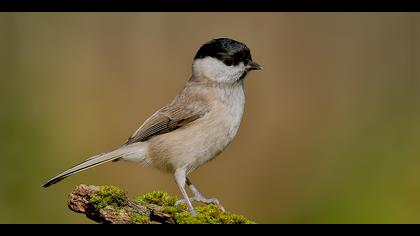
[{"left": 67, "top": 184, "right": 255, "bottom": 224}]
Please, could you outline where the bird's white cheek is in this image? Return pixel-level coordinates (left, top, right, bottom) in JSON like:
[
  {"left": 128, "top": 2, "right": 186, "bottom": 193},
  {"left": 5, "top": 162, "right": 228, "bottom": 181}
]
[{"left": 192, "top": 57, "right": 245, "bottom": 83}]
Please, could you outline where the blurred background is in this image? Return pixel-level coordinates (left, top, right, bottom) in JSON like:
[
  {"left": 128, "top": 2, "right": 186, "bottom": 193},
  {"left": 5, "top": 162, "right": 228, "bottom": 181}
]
[{"left": 1, "top": 13, "right": 420, "bottom": 223}]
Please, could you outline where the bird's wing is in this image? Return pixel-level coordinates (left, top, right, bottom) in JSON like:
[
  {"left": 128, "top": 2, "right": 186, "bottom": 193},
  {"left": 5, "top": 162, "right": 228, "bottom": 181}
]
[{"left": 124, "top": 101, "right": 208, "bottom": 145}]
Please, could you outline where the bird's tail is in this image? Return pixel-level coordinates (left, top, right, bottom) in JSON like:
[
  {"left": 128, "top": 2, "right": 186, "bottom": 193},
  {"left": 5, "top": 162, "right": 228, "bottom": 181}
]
[{"left": 42, "top": 143, "right": 146, "bottom": 188}]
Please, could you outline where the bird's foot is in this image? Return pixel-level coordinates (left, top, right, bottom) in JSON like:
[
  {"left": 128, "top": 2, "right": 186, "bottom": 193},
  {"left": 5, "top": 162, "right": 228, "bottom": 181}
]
[{"left": 175, "top": 196, "right": 225, "bottom": 212}]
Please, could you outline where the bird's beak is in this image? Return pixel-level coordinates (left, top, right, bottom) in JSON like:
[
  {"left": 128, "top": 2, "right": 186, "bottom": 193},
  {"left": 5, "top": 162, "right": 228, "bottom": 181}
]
[{"left": 246, "top": 60, "right": 262, "bottom": 71}]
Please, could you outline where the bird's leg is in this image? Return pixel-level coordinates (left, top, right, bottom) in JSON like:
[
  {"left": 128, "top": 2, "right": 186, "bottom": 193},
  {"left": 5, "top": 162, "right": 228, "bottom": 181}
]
[
  {"left": 175, "top": 177, "right": 225, "bottom": 212},
  {"left": 186, "top": 177, "right": 225, "bottom": 211},
  {"left": 174, "top": 168, "right": 196, "bottom": 216}
]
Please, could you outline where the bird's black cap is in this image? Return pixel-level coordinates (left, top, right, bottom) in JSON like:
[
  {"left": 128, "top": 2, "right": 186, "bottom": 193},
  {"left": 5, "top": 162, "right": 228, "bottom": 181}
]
[{"left": 194, "top": 38, "right": 260, "bottom": 69}]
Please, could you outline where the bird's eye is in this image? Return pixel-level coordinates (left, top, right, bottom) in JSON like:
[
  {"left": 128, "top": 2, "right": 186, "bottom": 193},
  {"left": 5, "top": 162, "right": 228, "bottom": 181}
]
[
  {"left": 233, "top": 54, "right": 245, "bottom": 66},
  {"left": 223, "top": 58, "right": 233, "bottom": 66}
]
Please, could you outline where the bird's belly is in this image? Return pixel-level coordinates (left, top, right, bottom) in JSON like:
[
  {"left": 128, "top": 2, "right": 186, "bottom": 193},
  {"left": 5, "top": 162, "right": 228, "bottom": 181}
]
[{"left": 148, "top": 111, "right": 242, "bottom": 174}]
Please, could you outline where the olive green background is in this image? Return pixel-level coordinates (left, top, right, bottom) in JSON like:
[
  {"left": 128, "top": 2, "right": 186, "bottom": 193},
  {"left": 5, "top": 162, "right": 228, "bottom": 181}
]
[{"left": 1, "top": 13, "right": 420, "bottom": 223}]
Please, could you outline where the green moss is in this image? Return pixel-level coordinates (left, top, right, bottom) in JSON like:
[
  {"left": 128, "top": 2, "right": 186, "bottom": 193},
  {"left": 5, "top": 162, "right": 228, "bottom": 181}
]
[
  {"left": 132, "top": 214, "right": 150, "bottom": 224},
  {"left": 136, "top": 191, "right": 254, "bottom": 224},
  {"left": 89, "top": 185, "right": 127, "bottom": 210},
  {"left": 136, "top": 191, "right": 178, "bottom": 206},
  {"left": 162, "top": 204, "right": 188, "bottom": 214},
  {"left": 88, "top": 187, "right": 254, "bottom": 224},
  {"left": 174, "top": 205, "right": 255, "bottom": 224}
]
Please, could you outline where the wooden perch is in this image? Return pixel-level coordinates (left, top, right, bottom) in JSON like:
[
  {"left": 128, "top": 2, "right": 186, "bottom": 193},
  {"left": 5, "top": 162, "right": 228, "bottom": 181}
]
[{"left": 67, "top": 184, "right": 255, "bottom": 224}]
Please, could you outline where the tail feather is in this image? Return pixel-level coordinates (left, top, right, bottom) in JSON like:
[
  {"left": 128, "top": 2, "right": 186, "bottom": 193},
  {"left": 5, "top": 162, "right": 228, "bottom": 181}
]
[{"left": 43, "top": 148, "right": 125, "bottom": 188}]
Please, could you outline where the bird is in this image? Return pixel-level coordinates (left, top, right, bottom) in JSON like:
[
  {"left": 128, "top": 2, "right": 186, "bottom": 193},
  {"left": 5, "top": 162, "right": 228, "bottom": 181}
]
[{"left": 42, "top": 38, "right": 262, "bottom": 215}]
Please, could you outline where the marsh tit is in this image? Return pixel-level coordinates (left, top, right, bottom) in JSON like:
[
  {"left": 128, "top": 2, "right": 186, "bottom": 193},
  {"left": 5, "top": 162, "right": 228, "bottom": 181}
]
[{"left": 43, "top": 38, "right": 262, "bottom": 216}]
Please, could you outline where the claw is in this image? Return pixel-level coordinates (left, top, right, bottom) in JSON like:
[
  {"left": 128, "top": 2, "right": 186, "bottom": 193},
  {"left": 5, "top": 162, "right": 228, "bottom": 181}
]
[
  {"left": 190, "top": 208, "right": 197, "bottom": 216},
  {"left": 175, "top": 196, "right": 225, "bottom": 212},
  {"left": 175, "top": 199, "right": 187, "bottom": 206}
]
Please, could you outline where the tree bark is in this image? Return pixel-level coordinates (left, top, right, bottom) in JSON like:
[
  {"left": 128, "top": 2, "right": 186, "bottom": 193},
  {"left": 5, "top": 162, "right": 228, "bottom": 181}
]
[{"left": 67, "top": 184, "right": 254, "bottom": 224}]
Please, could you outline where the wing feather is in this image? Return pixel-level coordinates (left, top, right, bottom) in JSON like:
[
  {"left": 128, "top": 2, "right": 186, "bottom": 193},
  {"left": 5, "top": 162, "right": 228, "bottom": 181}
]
[{"left": 124, "top": 101, "right": 208, "bottom": 145}]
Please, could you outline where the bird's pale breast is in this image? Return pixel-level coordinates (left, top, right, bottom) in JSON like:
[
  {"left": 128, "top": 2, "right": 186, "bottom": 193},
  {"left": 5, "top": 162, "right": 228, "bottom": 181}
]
[{"left": 147, "top": 83, "right": 245, "bottom": 174}]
